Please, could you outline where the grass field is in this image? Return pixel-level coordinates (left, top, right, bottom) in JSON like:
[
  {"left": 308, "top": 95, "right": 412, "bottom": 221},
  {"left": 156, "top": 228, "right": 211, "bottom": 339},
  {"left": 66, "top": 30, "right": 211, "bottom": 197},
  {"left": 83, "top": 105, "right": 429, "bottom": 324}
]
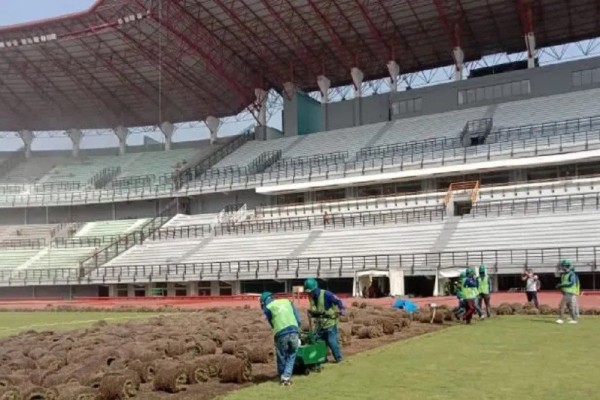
[
  {"left": 0, "top": 311, "right": 158, "bottom": 337},
  {"left": 223, "top": 317, "right": 599, "bottom": 400}
]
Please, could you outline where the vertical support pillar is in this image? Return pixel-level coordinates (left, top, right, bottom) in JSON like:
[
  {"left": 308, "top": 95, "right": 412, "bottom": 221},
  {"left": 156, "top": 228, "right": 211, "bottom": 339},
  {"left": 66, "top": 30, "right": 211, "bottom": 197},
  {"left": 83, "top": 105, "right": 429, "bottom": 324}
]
[
  {"left": 160, "top": 121, "right": 175, "bottom": 151},
  {"left": 127, "top": 284, "right": 135, "bottom": 297},
  {"left": 525, "top": 31, "right": 536, "bottom": 69},
  {"left": 210, "top": 281, "right": 220, "bottom": 296},
  {"left": 205, "top": 116, "right": 221, "bottom": 145},
  {"left": 255, "top": 88, "right": 268, "bottom": 126},
  {"left": 317, "top": 75, "right": 330, "bottom": 130},
  {"left": 67, "top": 129, "right": 82, "bottom": 157},
  {"left": 387, "top": 60, "right": 400, "bottom": 92},
  {"left": 282, "top": 81, "right": 298, "bottom": 137},
  {"left": 108, "top": 285, "right": 118, "bottom": 297},
  {"left": 19, "top": 130, "right": 34, "bottom": 159},
  {"left": 114, "top": 126, "right": 129, "bottom": 155},
  {"left": 351, "top": 67, "right": 364, "bottom": 126},
  {"left": 452, "top": 47, "right": 465, "bottom": 81},
  {"left": 187, "top": 281, "right": 198, "bottom": 296},
  {"left": 166, "top": 282, "right": 176, "bottom": 297},
  {"left": 254, "top": 88, "right": 268, "bottom": 140},
  {"left": 230, "top": 281, "right": 241, "bottom": 295}
]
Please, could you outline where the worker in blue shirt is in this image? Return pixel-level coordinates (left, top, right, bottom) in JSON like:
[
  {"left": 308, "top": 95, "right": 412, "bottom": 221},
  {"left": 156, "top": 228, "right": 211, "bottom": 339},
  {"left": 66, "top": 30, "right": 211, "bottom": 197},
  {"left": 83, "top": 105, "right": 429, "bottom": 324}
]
[
  {"left": 462, "top": 267, "right": 479, "bottom": 324},
  {"left": 303, "top": 278, "right": 346, "bottom": 363},
  {"left": 260, "top": 292, "right": 301, "bottom": 386}
]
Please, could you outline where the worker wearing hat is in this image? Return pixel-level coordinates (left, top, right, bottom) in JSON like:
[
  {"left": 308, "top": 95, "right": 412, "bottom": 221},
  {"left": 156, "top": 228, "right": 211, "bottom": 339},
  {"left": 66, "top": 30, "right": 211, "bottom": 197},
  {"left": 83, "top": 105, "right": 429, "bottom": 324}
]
[
  {"left": 555, "top": 259, "right": 580, "bottom": 324},
  {"left": 453, "top": 271, "right": 467, "bottom": 319},
  {"left": 303, "top": 278, "right": 346, "bottom": 363},
  {"left": 477, "top": 264, "right": 492, "bottom": 318},
  {"left": 461, "top": 267, "right": 479, "bottom": 324},
  {"left": 260, "top": 292, "right": 301, "bottom": 386}
]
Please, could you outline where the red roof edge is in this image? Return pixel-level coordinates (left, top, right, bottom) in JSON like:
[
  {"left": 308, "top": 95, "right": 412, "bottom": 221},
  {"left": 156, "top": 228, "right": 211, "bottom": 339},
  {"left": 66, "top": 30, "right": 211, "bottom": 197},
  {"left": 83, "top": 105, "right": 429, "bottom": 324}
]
[{"left": 0, "top": 0, "right": 105, "bottom": 34}]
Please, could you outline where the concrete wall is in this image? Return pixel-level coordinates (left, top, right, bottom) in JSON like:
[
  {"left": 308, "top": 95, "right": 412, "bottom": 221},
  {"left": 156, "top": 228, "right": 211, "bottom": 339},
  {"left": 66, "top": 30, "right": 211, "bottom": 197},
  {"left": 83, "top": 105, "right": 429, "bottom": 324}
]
[
  {"left": 283, "top": 55, "right": 600, "bottom": 133},
  {"left": 325, "top": 101, "right": 355, "bottom": 130},
  {"left": 114, "top": 200, "right": 158, "bottom": 219}
]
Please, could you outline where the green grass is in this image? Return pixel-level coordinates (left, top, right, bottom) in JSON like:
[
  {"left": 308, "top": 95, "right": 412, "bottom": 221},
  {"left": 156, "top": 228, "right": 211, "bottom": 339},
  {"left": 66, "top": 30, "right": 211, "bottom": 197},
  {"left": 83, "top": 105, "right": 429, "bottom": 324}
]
[
  {"left": 0, "top": 311, "right": 158, "bottom": 337},
  {"left": 223, "top": 317, "right": 600, "bottom": 400}
]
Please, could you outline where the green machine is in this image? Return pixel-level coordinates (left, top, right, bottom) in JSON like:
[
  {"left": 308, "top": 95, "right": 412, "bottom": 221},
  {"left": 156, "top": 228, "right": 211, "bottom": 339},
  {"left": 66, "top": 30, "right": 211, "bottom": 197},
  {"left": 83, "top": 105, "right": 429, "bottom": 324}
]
[{"left": 293, "top": 311, "right": 332, "bottom": 375}]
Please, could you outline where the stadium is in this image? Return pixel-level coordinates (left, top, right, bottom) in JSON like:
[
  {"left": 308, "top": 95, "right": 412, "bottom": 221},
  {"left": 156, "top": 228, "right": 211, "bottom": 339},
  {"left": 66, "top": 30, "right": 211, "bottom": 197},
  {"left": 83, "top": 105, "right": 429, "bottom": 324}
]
[{"left": 0, "top": 0, "right": 599, "bottom": 399}]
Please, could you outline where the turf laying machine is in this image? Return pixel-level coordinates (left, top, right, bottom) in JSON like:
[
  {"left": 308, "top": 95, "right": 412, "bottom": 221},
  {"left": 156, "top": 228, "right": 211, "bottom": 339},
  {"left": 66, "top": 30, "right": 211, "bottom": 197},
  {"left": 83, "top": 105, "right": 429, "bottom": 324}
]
[{"left": 293, "top": 310, "right": 333, "bottom": 375}]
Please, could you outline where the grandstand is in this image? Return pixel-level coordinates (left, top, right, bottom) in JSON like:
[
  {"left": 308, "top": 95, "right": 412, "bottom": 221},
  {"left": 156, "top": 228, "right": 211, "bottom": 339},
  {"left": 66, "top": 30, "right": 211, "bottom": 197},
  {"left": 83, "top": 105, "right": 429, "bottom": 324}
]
[{"left": 0, "top": 0, "right": 599, "bottom": 298}]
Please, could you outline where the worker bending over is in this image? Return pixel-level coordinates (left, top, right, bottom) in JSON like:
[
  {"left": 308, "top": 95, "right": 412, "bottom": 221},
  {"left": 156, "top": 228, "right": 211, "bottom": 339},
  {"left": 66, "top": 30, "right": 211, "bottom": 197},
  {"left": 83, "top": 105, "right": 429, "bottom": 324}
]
[
  {"left": 303, "top": 278, "right": 346, "bottom": 363},
  {"left": 462, "top": 267, "right": 479, "bottom": 324},
  {"left": 477, "top": 264, "right": 492, "bottom": 318},
  {"left": 453, "top": 271, "right": 466, "bottom": 320},
  {"left": 260, "top": 292, "right": 301, "bottom": 386},
  {"left": 556, "top": 259, "right": 580, "bottom": 324}
]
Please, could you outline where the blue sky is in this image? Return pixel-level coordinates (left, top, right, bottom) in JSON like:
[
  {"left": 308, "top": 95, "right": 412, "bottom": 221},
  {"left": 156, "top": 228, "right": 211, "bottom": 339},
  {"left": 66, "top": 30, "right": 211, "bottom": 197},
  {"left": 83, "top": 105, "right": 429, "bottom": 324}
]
[{"left": 0, "top": 0, "right": 96, "bottom": 27}]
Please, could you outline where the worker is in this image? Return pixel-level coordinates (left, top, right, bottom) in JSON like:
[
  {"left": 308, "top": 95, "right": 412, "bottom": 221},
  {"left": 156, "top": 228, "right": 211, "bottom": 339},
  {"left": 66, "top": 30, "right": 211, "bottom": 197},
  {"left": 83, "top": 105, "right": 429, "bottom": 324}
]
[
  {"left": 462, "top": 267, "right": 479, "bottom": 324},
  {"left": 477, "top": 264, "right": 492, "bottom": 318},
  {"left": 555, "top": 260, "right": 580, "bottom": 324},
  {"left": 453, "top": 272, "right": 467, "bottom": 320},
  {"left": 260, "top": 292, "right": 301, "bottom": 386},
  {"left": 303, "top": 278, "right": 345, "bottom": 363}
]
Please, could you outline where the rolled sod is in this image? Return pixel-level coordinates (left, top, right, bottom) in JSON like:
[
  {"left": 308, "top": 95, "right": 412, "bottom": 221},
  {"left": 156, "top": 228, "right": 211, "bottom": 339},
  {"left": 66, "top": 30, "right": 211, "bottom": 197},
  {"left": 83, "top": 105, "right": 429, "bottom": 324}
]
[
  {"left": 0, "top": 386, "right": 22, "bottom": 400},
  {"left": 56, "top": 383, "right": 98, "bottom": 400},
  {"left": 98, "top": 372, "right": 138, "bottom": 399},
  {"left": 152, "top": 360, "right": 187, "bottom": 393},
  {"left": 219, "top": 355, "right": 252, "bottom": 384}
]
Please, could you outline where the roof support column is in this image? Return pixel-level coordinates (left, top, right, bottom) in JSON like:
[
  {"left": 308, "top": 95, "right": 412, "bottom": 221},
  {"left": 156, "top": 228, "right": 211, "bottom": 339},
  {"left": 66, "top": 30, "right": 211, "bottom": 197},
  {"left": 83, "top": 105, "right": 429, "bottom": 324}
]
[
  {"left": 519, "top": 2, "right": 537, "bottom": 68},
  {"left": 114, "top": 126, "right": 129, "bottom": 156},
  {"left": 317, "top": 75, "right": 331, "bottom": 130},
  {"left": 160, "top": 122, "right": 175, "bottom": 151},
  {"left": 19, "top": 130, "right": 34, "bottom": 159},
  {"left": 205, "top": 116, "right": 221, "bottom": 145},
  {"left": 67, "top": 129, "right": 82, "bottom": 157},
  {"left": 254, "top": 88, "right": 268, "bottom": 127},
  {"left": 452, "top": 46, "right": 465, "bottom": 81},
  {"left": 351, "top": 67, "right": 364, "bottom": 126},
  {"left": 387, "top": 61, "right": 400, "bottom": 92}
]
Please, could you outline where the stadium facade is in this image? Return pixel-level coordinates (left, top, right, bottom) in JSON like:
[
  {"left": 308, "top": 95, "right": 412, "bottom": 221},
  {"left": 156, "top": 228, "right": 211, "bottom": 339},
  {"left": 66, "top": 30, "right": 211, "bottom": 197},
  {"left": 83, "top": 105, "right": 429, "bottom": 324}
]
[{"left": 0, "top": 0, "right": 599, "bottom": 299}]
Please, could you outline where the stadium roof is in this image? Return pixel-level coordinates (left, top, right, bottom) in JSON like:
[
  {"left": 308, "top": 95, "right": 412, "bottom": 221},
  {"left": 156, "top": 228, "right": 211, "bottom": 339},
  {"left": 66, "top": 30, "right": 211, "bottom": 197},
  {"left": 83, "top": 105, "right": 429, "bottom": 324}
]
[{"left": 0, "top": 0, "right": 599, "bottom": 131}]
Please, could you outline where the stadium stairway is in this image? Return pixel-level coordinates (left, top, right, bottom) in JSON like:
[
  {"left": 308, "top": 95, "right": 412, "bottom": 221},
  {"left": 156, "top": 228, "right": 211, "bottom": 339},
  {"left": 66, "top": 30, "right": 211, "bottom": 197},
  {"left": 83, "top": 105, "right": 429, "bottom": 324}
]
[
  {"left": 358, "top": 121, "right": 397, "bottom": 153},
  {"left": 429, "top": 217, "right": 460, "bottom": 253},
  {"left": 287, "top": 230, "right": 323, "bottom": 258}
]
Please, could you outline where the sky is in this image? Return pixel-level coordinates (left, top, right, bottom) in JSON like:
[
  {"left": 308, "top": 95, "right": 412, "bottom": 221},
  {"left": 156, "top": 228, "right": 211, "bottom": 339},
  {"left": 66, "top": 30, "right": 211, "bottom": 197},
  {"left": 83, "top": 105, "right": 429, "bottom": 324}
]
[{"left": 0, "top": 0, "right": 95, "bottom": 27}]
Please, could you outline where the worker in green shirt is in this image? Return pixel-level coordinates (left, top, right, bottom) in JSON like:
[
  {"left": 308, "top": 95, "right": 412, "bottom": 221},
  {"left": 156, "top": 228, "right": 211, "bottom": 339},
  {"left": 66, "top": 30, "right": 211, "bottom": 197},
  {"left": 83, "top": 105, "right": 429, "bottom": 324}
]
[
  {"left": 477, "top": 264, "right": 492, "bottom": 318},
  {"left": 555, "top": 260, "right": 580, "bottom": 324},
  {"left": 260, "top": 292, "right": 301, "bottom": 385}
]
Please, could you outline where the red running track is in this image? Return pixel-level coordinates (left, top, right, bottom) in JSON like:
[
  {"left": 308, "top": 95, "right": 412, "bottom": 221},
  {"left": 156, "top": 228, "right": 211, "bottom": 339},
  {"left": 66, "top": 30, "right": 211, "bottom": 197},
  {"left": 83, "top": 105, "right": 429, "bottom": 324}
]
[{"left": 0, "top": 291, "right": 599, "bottom": 311}]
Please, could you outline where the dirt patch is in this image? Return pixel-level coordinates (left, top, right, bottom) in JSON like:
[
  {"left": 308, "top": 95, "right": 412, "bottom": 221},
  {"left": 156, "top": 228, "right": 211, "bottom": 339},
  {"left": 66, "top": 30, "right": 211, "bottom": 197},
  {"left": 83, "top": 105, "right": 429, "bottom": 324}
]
[{"left": 0, "top": 305, "right": 445, "bottom": 400}]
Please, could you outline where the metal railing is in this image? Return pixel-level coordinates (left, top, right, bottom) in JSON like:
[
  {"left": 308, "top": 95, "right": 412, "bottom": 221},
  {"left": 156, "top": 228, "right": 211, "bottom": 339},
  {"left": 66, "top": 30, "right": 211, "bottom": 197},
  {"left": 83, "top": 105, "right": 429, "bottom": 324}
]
[
  {"left": 1, "top": 117, "right": 600, "bottom": 208},
  {"left": 152, "top": 205, "right": 446, "bottom": 240},
  {"left": 1, "top": 245, "right": 597, "bottom": 286}
]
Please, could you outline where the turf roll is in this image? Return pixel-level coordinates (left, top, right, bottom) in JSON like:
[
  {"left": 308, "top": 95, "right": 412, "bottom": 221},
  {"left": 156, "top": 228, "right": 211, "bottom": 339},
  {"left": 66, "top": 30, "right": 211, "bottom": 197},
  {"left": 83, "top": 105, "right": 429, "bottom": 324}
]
[
  {"left": 219, "top": 356, "right": 252, "bottom": 384},
  {"left": 221, "top": 341, "right": 238, "bottom": 355},
  {"left": 164, "top": 341, "right": 185, "bottom": 358},
  {"left": 382, "top": 320, "right": 395, "bottom": 335},
  {"left": 182, "top": 360, "right": 210, "bottom": 384},
  {"left": 196, "top": 340, "right": 217, "bottom": 355},
  {"left": 126, "top": 360, "right": 155, "bottom": 384},
  {"left": 152, "top": 360, "right": 187, "bottom": 393},
  {"left": 339, "top": 327, "right": 352, "bottom": 346},
  {"left": 98, "top": 372, "right": 138, "bottom": 400},
  {"left": 356, "top": 326, "right": 383, "bottom": 339},
  {"left": 16, "top": 382, "right": 50, "bottom": 400},
  {"left": 55, "top": 383, "right": 98, "bottom": 400},
  {"left": 350, "top": 324, "right": 363, "bottom": 336},
  {"left": 244, "top": 345, "right": 273, "bottom": 364},
  {"left": 0, "top": 386, "right": 22, "bottom": 400}
]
